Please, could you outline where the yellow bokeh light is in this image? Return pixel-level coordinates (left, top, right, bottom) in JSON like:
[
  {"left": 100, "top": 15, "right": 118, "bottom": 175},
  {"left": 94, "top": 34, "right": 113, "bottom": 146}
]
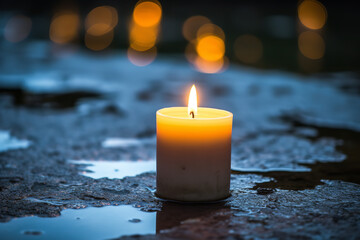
[
  {"left": 85, "top": 29, "right": 114, "bottom": 51},
  {"left": 196, "top": 35, "right": 225, "bottom": 62},
  {"left": 133, "top": 1, "right": 162, "bottom": 27},
  {"left": 182, "top": 16, "right": 211, "bottom": 41},
  {"left": 298, "top": 0, "right": 327, "bottom": 30},
  {"left": 50, "top": 12, "right": 80, "bottom": 44},
  {"left": 234, "top": 34, "right": 263, "bottom": 64},
  {"left": 85, "top": 6, "right": 118, "bottom": 36},
  {"left": 127, "top": 47, "right": 157, "bottom": 66},
  {"left": 4, "top": 15, "right": 32, "bottom": 43},
  {"left": 197, "top": 23, "right": 225, "bottom": 40},
  {"left": 298, "top": 31, "right": 325, "bottom": 60}
]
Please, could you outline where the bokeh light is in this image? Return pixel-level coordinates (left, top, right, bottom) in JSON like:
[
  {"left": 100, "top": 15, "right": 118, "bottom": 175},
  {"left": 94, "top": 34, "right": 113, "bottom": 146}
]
[
  {"left": 50, "top": 12, "right": 80, "bottom": 44},
  {"left": 85, "top": 6, "right": 118, "bottom": 36},
  {"left": 196, "top": 23, "right": 225, "bottom": 40},
  {"left": 234, "top": 34, "right": 263, "bottom": 64},
  {"left": 129, "top": 24, "right": 158, "bottom": 51},
  {"left": 185, "top": 42, "right": 197, "bottom": 64},
  {"left": 298, "top": 30, "right": 325, "bottom": 60},
  {"left": 85, "top": 29, "right": 114, "bottom": 51},
  {"left": 193, "top": 56, "right": 227, "bottom": 74},
  {"left": 133, "top": 0, "right": 162, "bottom": 27},
  {"left": 298, "top": 0, "right": 327, "bottom": 30},
  {"left": 182, "top": 16, "right": 211, "bottom": 41},
  {"left": 4, "top": 15, "right": 32, "bottom": 43},
  {"left": 196, "top": 35, "right": 225, "bottom": 62},
  {"left": 183, "top": 16, "right": 226, "bottom": 74},
  {"left": 128, "top": 0, "right": 162, "bottom": 66},
  {"left": 127, "top": 47, "right": 157, "bottom": 66}
]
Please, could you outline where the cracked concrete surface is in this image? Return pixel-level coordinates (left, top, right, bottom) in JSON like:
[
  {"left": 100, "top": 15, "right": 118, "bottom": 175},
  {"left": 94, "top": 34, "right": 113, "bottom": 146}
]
[{"left": 0, "top": 42, "right": 360, "bottom": 239}]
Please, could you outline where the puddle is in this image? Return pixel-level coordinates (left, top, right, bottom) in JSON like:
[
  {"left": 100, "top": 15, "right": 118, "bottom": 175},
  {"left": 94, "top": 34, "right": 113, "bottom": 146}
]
[
  {"left": 0, "top": 130, "right": 30, "bottom": 152},
  {"left": 69, "top": 160, "right": 156, "bottom": 179},
  {"left": 0, "top": 205, "right": 156, "bottom": 240},
  {"left": 0, "top": 87, "right": 102, "bottom": 109},
  {"left": 102, "top": 137, "right": 154, "bottom": 148},
  {"left": 0, "top": 202, "right": 230, "bottom": 239},
  {"left": 232, "top": 117, "right": 360, "bottom": 190}
]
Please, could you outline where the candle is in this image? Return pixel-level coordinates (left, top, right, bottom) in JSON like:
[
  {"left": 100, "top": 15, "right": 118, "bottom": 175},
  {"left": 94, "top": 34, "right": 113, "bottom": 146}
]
[{"left": 156, "top": 85, "right": 233, "bottom": 202}]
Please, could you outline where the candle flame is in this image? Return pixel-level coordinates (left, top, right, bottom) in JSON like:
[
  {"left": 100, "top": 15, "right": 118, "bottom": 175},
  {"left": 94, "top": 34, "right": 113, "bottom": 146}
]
[{"left": 188, "top": 84, "right": 197, "bottom": 118}]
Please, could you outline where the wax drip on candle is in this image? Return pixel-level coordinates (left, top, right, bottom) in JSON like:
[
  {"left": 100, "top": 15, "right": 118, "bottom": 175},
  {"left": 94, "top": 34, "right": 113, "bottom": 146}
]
[{"left": 188, "top": 85, "right": 197, "bottom": 118}]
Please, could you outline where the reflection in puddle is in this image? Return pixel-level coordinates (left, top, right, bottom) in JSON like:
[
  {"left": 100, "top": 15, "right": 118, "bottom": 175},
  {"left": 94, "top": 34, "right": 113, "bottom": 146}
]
[
  {"left": 102, "top": 138, "right": 142, "bottom": 148},
  {"left": 0, "top": 130, "right": 30, "bottom": 152},
  {"left": 69, "top": 160, "right": 156, "bottom": 179},
  {"left": 0, "top": 205, "right": 156, "bottom": 240},
  {"left": 102, "top": 137, "right": 154, "bottom": 148},
  {"left": 156, "top": 201, "right": 228, "bottom": 233}
]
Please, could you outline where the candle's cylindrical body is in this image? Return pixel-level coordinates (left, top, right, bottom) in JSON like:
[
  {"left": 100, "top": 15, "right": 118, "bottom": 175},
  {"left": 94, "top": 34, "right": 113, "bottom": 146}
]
[{"left": 156, "top": 107, "right": 233, "bottom": 202}]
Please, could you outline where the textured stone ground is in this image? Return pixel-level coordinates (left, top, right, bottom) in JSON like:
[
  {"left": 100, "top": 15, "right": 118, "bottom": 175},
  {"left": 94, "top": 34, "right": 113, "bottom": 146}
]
[{"left": 0, "top": 42, "right": 360, "bottom": 239}]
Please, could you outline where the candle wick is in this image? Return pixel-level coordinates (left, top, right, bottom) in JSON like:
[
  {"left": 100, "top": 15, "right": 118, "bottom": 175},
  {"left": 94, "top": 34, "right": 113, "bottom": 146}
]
[{"left": 190, "top": 111, "right": 194, "bottom": 119}]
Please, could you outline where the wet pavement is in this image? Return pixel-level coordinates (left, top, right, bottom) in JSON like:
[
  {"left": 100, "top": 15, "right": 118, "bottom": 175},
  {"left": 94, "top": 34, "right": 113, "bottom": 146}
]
[{"left": 0, "top": 42, "right": 360, "bottom": 239}]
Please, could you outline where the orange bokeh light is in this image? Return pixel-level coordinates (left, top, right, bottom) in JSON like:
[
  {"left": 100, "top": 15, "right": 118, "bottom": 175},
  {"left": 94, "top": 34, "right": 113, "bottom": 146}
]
[
  {"left": 85, "top": 6, "right": 118, "bottom": 36},
  {"left": 85, "top": 29, "right": 114, "bottom": 51},
  {"left": 197, "top": 23, "right": 225, "bottom": 40},
  {"left": 128, "top": 0, "right": 161, "bottom": 65},
  {"left": 298, "top": 31, "right": 325, "bottom": 60},
  {"left": 196, "top": 35, "right": 225, "bottom": 62},
  {"left": 129, "top": 23, "right": 158, "bottom": 51},
  {"left": 298, "top": 0, "right": 327, "bottom": 30},
  {"left": 183, "top": 16, "right": 226, "bottom": 74},
  {"left": 133, "top": 1, "right": 162, "bottom": 27},
  {"left": 182, "top": 16, "right": 211, "bottom": 41},
  {"left": 185, "top": 42, "right": 197, "bottom": 64},
  {"left": 50, "top": 12, "right": 80, "bottom": 44}
]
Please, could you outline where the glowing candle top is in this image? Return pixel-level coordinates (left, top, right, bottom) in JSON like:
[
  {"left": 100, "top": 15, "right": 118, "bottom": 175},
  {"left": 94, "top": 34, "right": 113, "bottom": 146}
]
[{"left": 188, "top": 84, "right": 197, "bottom": 118}]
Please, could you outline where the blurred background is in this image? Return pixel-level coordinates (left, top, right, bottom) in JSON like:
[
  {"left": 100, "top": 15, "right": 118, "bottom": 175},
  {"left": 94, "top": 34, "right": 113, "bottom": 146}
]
[{"left": 1, "top": 0, "right": 359, "bottom": 74}]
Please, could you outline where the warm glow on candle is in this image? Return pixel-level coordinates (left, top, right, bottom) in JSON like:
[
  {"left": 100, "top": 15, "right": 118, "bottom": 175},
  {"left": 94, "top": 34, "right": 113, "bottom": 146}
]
[
  {"left": 156, "top": 85, "right": 233, "bottom": 201},
  {"left": 188, "top": 85, "right": 197, "bottom": 118}
]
